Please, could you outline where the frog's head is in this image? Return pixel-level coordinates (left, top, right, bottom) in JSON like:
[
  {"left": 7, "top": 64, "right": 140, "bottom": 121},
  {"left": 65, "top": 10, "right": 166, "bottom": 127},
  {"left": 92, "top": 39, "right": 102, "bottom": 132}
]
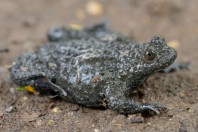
[{"left": 139, "top": 36, "right": 177, "bottom": 75}]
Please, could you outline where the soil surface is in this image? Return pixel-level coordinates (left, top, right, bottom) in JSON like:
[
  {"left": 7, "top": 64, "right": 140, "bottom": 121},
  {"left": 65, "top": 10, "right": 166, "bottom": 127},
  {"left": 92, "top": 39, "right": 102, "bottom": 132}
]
[{"left": 0, "top": 0, "right": 198, "bottom": 131}]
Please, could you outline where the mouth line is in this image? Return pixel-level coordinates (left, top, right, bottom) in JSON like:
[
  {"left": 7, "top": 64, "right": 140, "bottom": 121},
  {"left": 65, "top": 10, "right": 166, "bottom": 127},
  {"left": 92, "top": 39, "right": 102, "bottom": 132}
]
[{"left": 163, "top": 52, "right": 177, "bottom": 68}]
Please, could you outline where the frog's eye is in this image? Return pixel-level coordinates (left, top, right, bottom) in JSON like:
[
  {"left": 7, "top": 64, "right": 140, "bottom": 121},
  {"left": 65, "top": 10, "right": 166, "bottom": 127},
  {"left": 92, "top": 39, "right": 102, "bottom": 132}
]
[{"left": 145, "top": 49, "right": 156, "bottom": 61}]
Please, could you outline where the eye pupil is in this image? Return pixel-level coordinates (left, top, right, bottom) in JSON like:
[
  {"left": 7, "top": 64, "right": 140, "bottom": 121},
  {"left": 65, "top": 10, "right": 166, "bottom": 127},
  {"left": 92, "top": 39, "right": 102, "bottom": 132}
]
[{"left": 145, "top": 50, "right": 156, "bottom": 61}]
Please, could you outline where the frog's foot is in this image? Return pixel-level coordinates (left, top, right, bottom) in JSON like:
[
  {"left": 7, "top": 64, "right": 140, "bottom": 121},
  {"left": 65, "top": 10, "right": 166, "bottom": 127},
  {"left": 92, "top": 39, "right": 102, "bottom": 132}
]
[
  {"left": 47, "top": 27, "right": 66, "bottom": 42},
  {"left": 84, "top": 21, "right": 109, "bottom": 33},
  {"left": 107, "top": 96, "right": 166, "bottom": 115},
  {"left": 141, "top": 103, "right": 167, "bottom": 115},
  {"left": 33, "top": 77, "right": 67, "bottom": 97},
  {"left": 159, "top": 62, "right": 191, "bottom": 73}
]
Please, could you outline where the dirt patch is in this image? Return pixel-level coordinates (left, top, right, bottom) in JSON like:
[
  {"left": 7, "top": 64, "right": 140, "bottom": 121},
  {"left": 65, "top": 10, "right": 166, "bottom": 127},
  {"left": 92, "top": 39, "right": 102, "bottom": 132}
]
[{"left": 0, "top": 0, "right": 198, "bottom": 131}]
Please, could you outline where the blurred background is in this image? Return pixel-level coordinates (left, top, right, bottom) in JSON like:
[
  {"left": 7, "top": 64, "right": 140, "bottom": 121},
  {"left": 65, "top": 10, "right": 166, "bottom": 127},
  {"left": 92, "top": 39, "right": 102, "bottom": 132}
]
[
  {"left": 0, "top": 0, "right": 197, "bottom": 71},
  {"left": 0, "top": 0, "right": 198, "bottom": 131}
]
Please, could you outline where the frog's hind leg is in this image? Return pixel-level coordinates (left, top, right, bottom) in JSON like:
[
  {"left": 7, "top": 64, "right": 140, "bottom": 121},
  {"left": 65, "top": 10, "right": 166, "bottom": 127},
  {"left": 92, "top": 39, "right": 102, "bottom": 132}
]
[
  {"left": 107, "top": 96, "right": 166, "bottom": 115},
  {"left": 105, "top": 85, "right": 166, "bottom": 115},
  {"left": 47, "top": 21, "right": 111, "bottom": 42},
  {"left": 32, "top": 77, "right": 67, "bottom": 98}
]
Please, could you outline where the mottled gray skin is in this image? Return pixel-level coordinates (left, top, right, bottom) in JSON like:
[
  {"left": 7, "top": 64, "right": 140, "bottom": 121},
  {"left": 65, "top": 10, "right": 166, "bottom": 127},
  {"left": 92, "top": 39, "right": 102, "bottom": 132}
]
[{"left": 11, "top": 24, "right": 177, "bottom": 114}]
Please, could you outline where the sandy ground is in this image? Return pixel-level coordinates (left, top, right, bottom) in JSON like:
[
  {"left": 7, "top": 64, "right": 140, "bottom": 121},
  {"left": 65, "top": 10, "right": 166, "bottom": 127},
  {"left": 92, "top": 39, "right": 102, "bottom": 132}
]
[{"left": 0, "top": 0, "right": 198, "bottom": 131}]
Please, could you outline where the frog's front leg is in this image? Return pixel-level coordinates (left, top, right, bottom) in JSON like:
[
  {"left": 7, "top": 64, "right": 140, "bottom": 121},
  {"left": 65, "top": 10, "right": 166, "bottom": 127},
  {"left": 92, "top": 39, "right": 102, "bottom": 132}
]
[{"left": 105, "top": 85, "right": 166, "bottom": 115}]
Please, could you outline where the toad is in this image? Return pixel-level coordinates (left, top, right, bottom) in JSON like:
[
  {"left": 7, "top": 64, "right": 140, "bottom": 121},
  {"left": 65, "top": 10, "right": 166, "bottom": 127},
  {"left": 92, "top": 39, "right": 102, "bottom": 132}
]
[{"left": 11, "top": 23, "right": 177, "bottom": 114}]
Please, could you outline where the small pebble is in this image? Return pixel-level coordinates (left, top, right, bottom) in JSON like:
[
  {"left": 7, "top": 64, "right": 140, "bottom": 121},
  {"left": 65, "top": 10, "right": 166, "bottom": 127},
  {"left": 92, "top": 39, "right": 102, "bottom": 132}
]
[
  {"left": 9, "top": 88, "right": 15, "bottom": 94},
  {"left": 179, "top": 91, "right": 185, "bottom": 98},
  {"left": 147, "top": 123, "right": 151, "bottom": 126},
  {"left": 23, "top": 96, "right": 28, "bottom": 101},
  {"left": 94, "top": 129, "right": 99, "bottom": 132},
  {"left": 5, "top": 106, "right": 15, "bottom": 113},
  {"left": 67, "top": 112, "right": 74, "bottom": 116},
  {"left": 187, "top": 107, "right": 194, "bottom": 113},
  {"left": 168, "top": 40, "right": 180, "bottom": 49},
  {"left": 69, "top": 23, "right": 82, "bottom": 30},
  {"left": 127, "top": 114, "right": 144, "bottom": 123},
  {"left": 86, "top": 1, "right": 103, "bottom": 16},
  {"left": 52, "top": 107, "right": 61, "bottom": 113},
  {"left": 91, "top": 124, "right": 95, "bottom": 128},
  {"left": 48, "top": 119, "right": 55, "bottom": 126},
  {"left": 36, "top": 119, "right": 44, "bottom": 126}
]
